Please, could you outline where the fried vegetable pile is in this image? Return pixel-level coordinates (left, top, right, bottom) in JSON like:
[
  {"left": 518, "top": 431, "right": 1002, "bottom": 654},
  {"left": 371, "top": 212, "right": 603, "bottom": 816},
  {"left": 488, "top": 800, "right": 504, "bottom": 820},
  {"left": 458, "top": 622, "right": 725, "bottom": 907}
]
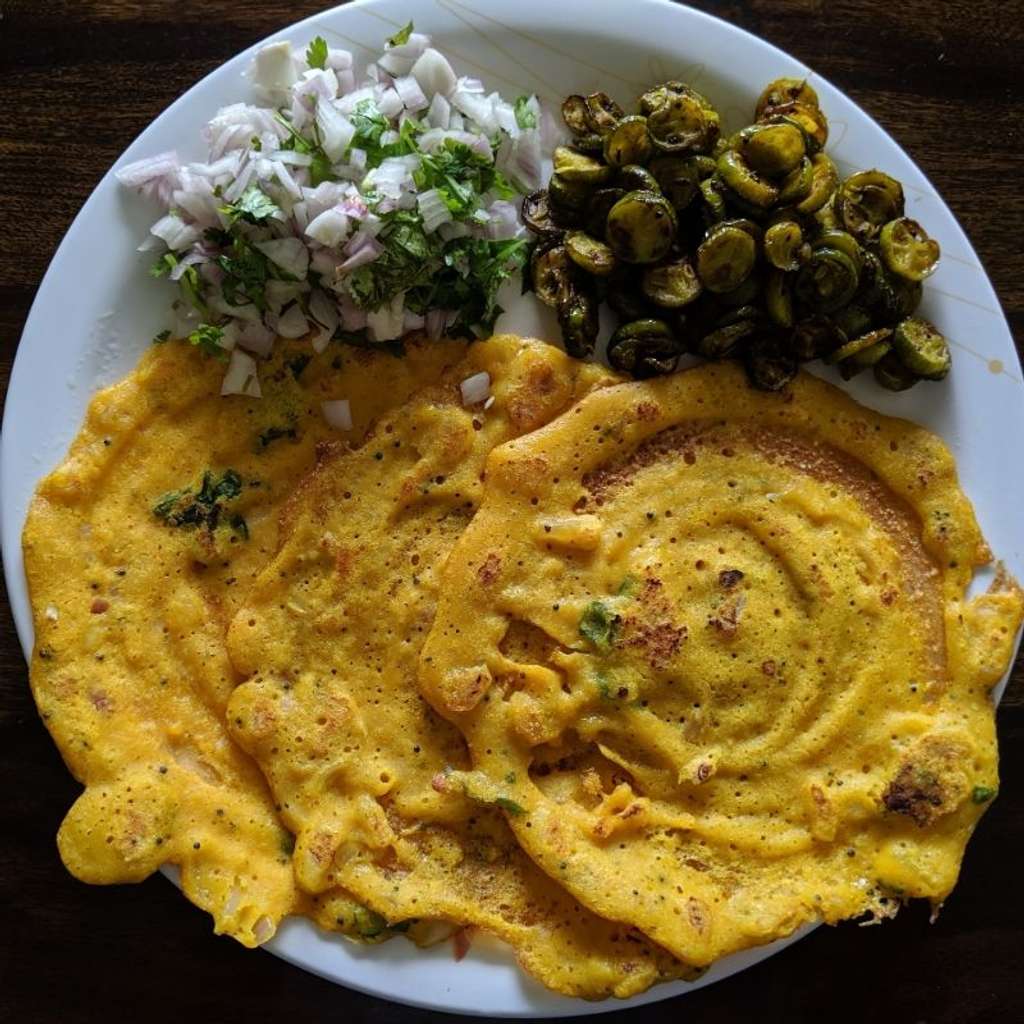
[{"left": 525, "top": 79, "right": 949, "bottom": 391}]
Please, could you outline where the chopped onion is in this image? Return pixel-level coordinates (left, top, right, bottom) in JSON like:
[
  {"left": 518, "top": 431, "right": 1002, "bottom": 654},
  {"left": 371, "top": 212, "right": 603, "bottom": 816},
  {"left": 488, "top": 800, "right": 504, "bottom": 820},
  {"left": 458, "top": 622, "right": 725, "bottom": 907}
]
[
  {"left": 150, "top": 213, "right": 200, "bottom": 250},
  {"left": 309, "top": 289, "right": 340, "bottom": 352},
  {"left": 305, "top": 207, "right": 351, "bottom": 247},
  {"left": 403, "top": 309, "right": 426, "bottom": 331},
  {"left": 426, "top": 92, "right": 451, "bottom": 130},
  {"left": 250, "top": 42, "right": 298, "bottom": 104},
  {"left": 326, "top": 48, "right": 353, "bottom": 71},
  {"left": 451, "top": 90, "right": 497, "bottom": 134},
  {"left": 255, "top": 238, "right": 310, "bottom": 280},
  {"left": 237, "top": 320, "right": 276, "bottom": 357},
  {"left": 275, "top": 302, "right": 310, "bottom": 339},
  {"left": 460, "top": 372, "right": 491, "bottom": 406},
  {"left": 394, "top": 74, "right": 428, "bottom": 112},
  {"left": 221, "top": 348, "right": 261, "bottom": 397},
  {"left": 425, "top": 308, "right": 448, "bottom": 341},
  {"left": 376, "top": 88, "right": 404, "bottom": 119},
  {"left": 336, "top": 232, "right": 383, "bottom": 274},
  {"left": 322, "top": 399, "right": 353, "bottom": 431},
  {"left": 315, "top": 101, "right": 356, "bottom": 162},
  {"left": 412, "top": 48, "right": 457, "bottom": 98},
  {"left": 417, "top": 188, "right": 452, "bottom": 234},
  {"left": 366, "top": 292, "right": 405, "bottom": 341},
  {"left": 116, "top": 151, "right": 180, "bottom": 189}
]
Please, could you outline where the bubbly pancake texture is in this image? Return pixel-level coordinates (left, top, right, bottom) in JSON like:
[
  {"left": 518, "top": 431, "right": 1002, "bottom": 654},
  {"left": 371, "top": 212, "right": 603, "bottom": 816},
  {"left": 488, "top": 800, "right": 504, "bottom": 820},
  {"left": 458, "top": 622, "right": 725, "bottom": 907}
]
[
  {"left": 23, "top": 336, "right": 463, "bottom": 945},
  {"left": 420, "top": 362, "right": 1024, "bottom": 968},
  {"left": 225, "top": 336, "right": 694, "bottom": 998}
]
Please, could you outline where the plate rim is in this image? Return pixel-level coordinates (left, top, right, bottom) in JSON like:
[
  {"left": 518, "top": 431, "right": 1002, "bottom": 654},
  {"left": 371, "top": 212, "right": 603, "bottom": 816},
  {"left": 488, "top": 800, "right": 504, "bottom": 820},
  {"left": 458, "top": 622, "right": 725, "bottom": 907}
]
[{"left": 2, "top": 0, "right": 1022, "bottom": 1016}]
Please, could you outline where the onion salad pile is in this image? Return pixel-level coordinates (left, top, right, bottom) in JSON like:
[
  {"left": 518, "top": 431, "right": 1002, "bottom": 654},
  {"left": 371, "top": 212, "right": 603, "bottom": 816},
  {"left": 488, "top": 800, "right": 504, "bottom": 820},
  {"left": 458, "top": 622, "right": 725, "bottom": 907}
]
[{"left": 117, "top": 23, "right": 553, "bottom": 399}]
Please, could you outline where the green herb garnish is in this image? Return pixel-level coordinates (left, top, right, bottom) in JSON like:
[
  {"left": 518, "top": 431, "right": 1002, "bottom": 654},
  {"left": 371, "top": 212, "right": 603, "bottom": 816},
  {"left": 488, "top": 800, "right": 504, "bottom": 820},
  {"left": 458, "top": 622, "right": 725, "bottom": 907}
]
[
  {"left": 514, "top": 94, "right": 537, "bottom": 130},
  {"left": 153, "top": 329, "right": 172, "bottom": 345},
  {"left": 971, "top": 785, "right": 997, "bottom": 804},
  {"left": 219, "top": 185, "right": 281, "bottom": 226},
  {"left": 495, "top": 797, "right": 525, "bottom": 816},
  {"left": 387, "top": 21, "right": 414, "bottom": 47},
  {"left": 153, "top": 469, "right": 244, "bottom": 535},
  {"left": 579, "top": 600, "right": 619, "bottom": 652},
  {"left": 186, "top": 323, "right": 228, "bottom": 361},
  {"left": 306, "top": 36, "right": 329, "bottom": 70}
]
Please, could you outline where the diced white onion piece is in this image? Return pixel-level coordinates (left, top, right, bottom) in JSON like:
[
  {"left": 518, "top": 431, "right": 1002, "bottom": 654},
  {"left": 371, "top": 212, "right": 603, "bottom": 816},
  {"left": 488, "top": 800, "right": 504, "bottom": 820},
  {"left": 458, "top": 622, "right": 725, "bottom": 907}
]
[
  {"left": 268, "top": 149, "right": 313, "bottom": 167},
  {"left": 45, "top": 605, "right": 60, "bottom": 622},
  {"left": 321, "top": 399, "right": 353, "bottom": 431},
  {"left": 493, "top": 98, "right": 519, "bottom": 138},
  {"left": 221, "top": 348, "right": 262, "bottom": 397},
  {"left": 116, "top": 151, "right": 180, "bottom": 188},
  {"left": 376, "top": 88, "right": 404, "bottom": 119},
  {"left": 460, "top": 371, "right": 491, "bottom": 406},
  {"left": 306, "top": 207, "right": 349, "bottom": 247},
  {"left": 394, "top": 74, "right": 428, "bottom": 112},
  {"left": 315, "top": 101, "right": 356, "bottom": 162},
  {"left": 366, "top": 292, "right": 405, "bottom": 341},
  {"left": 483, "top": 395, "right": 495, "bottom": 410},
  {"left": 426, "top": 93, "right": 451, "bottom": 129},
  {"left": 336, "top": 86, "right": 376, "bottom": 114},
  {"left": 150, "top": 213, "right": 200, "bottom": 250},
  {"left": 255, "top": 238, "right": 310, "bottom": 280},
  {"left": 335, "top": 68, "right": 356, "bottom": 95},
  {"left": 237, "top": 320, "right": 275, "bottom": 357},
  {"left": 327, "top": 47, "right": 353, "bottom": 71},
  {"left": 169, "top": 249, "right": 208, "bottom": 281},
  {"left": 275, "top": 302, "right": 310, "bottom": 338},
  {"left": 207, "top": 293, "right": 261, "bottom": 322},
  {"left": 417, "top": 188, "right": 452, "bottom": 234},
  {"left": 265, "top": 279, "right": 306, "bottom": 315},
  {"left": 412, "top": 48, "right": 457, "bottom": 98},
  {"left": 458, "top": 76, "right": 485, "bottom": 94},
  {"left": 338, "top": 295, "right": 368, "bottom": 331},
  {"left": 437, "top": 220, "right": 471, "bottom": 242},
  {"left": 403, "top": 310, "right": 426, "bottom": 331},
  {"left": 451, "top": 90, "right": 497, "bottom": 134},
  {"left": 309, "top": 289, "right": 340, "bottom": 352},
  {"left": 336, "top": 232, "right": 383, "bottom": 274},
  {"left": 250, "top": 42, "right": 298, "bottom": 103}
]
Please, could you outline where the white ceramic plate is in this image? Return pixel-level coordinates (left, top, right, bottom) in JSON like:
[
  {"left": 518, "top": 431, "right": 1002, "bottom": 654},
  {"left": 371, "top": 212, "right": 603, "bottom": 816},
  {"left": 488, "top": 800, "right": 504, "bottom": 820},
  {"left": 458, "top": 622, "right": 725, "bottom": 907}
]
[{"left": 3, "top": 0, "right": 1022, "bottom": 1015}]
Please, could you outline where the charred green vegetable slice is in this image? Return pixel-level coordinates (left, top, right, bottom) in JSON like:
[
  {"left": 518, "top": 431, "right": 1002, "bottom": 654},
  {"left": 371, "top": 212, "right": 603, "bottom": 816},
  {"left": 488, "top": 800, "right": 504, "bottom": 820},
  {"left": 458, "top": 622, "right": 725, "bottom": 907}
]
[
  {"left": 789, "top": 315, "right": 844, "bottom": 361},
  {"left": 642, "top": 258, "right": 703, "bottom": 308},
  {"left": 521, "top": 190, "right": 563, "bottom": 237},
  {"left": 585, "top": 91, "right": 625, "bottom": 134},
  {"left": 561, "top": 94, "right": 591, "bottom": 135},
  {"left": 746, "top": 334, "right": 798, "bottom": 391},
  {"left": 765, "top": 269, "right": 794, "bottom": 327},
  {"left": 716, "top": 150, "right": 778, "bottom": 208},
  {"left": 649, "top": 156, "right": 700, "bottom": 210},
  {"left": 615, "top": 164, "right": 660, "bottom": 193},
  {"left": 892, "top": 317, "right": 951, "bottom": 379},
  {"left": 548, "top": 172, "right": 590, "bottom": 216},
  {"left": 647, "top": 89, "right": 718, "bottom": 154},
  {"left": 584, "top": 188, "right": 626, "bottom": 239},
  {"left": 794, "top": 153, "right": 838, "bottom": 214},
  {"left": 761, "top": 101, "right": 828, "bottom": 152},
  {"left": 565, "top": 231, "right": 617, "bottom": 275},
  {"left": 604, "top": 116, "right": 654, "bottom": 167},
  {"left": 531, "top": 244, "right": 574, "bottom": 307},
  {"left": 813, "top": 229, "right": 863, "bottom": 272},
  {"left": 696, "top": 223, "right": 758, "bottom": 293},
  {"left": 607, "top": 319, "right": 681, "bottom": 378},
  {"left": 697, "top": 320, "right": 757, "bottom": 359},
  {"left": 833, "top": 303, "right": 874, "bottom": 341},
  {"left": 873, "top": 350, "right": 919, "bottom": 391},
  {"left": 606, "top": 267, "right": 655, "bottom": 321},
  {"left": 553, "top": 146, "right": 612, "bottom": 185},
  {"left": 736, "top": 122, "right": 806, "bottom": 177},
  {"left": 764, "top": 220, "right": 805, "bottom": 271},
  {"left": 558, "top": 286, "right": 600, "bottom": 358},
  {"left": 795, "top": 246, "right": 859, "bottom": 313},
  {"left": 826, "top": 327, "right": 892, "bottom": 365},
  {"left": 777, "top": 156, "right": 814, "bottom": 205},
  {"left": 755, "top": 78, "right": 820, "bottom": 120},
  {"left": 699, "top": 176, "right": 728, "bottom": 225},
  {"left": 837, "top": 170, "right": 905, "bottom": 241},
  {"left": 605, "top": 190, "right": 677, "bottom": 264},
  {"left": 880, "top": 217, "right": 941, "bottom": 281}
]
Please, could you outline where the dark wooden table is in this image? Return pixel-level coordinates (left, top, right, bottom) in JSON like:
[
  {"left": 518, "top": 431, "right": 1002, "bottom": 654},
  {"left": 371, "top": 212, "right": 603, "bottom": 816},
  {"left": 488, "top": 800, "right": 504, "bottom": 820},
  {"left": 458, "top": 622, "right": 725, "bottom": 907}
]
[{"left": 1, "top": 2, "right": 1021, "bottom": 1021}]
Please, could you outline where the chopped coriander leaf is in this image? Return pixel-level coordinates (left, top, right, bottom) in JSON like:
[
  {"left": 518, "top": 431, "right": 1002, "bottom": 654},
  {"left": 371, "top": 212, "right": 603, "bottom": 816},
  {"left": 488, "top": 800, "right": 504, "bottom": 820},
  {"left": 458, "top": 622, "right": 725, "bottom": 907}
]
[
  {"left": 217, "top": 236, "right": 271, "bottom": 310},
  {"left": 387, "top": 21, "right": 414, "bottom": 47},
  {"left": 177, "top": 264, "right": 208, "bottom": 315},
  {"left": 229, "top": 513, "right": 250, "bottom": 540},
  {"left": 153, "top": 329, "right": 172, "bottom": 345},
  {"left": 306, "top": 36, "right": 329, "bottom": 70},
  {"left": 187, "top": 323, "right": 229, "bottom": 361},
  {"left": 153, "top": 469, "right": 243, "bottom": 534},
  {"left": 495, "top": 797, "right": 525, "bottom": 816},
  {"left": 413, "top": 139, "right": 515, "bottom": 220},
  {"left": 579, "top": 600, "right": 619, "bottom": 652},
  {"left": 971, "top": 785, "right": 997, "bottom": 804},
  {"left": 353, "top": 907, "right": 388, "bottom": 938},
  {"left": 150, "top": 252, "right": 179, "bottom": 278},
  {"left": 514, "top": 95, "right": 538, "bottom": 130},
  {"left": 257, "top": 424, "right": 298, "bottom": 450},
  {"left": 346, "top": 210, "right": 441, "bottom": 311},
  {"left": 310, "top": 148, "right": 334, "bottom": 187},
  {"left": 219, "top": 185, "right": 280, "bottom": 226}
]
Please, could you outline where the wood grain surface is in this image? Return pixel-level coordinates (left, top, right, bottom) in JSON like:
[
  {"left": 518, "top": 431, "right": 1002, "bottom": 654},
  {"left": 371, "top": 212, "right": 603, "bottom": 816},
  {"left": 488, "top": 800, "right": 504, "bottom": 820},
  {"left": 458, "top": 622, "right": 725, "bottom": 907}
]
[{"left": 1, "top": 2, "right": 1021, "bottom": 1021}]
